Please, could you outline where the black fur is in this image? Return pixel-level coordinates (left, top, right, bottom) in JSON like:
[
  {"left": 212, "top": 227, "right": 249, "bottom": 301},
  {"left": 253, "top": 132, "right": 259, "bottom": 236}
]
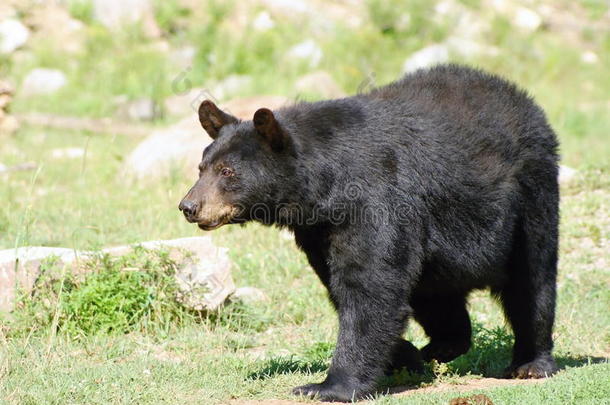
[{"left": 179, "top": 64, "right": 560, "bottom": 402}]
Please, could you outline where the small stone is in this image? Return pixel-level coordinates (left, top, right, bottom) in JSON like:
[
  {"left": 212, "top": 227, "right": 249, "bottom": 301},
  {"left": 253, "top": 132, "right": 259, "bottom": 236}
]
[
  {"left": 51, "top": 147, "right": 86, "bottom": 159},
  {"left": 21, "top": 68, "right": 67, "bottom": 96},
  {"left": 252, "top": 11, "right": 275, "bottom": 31},
  {"left": 581, "top": 51, "right": 598, "bottom": 64},
  {"left": 559, "top": 165, "right": 577, "bottom": 183},
  {"left": 232, "top": 287, "right": 268, "bottom": 304},
  {"left": 287, "top": 39, "right": 323, "bottom": 68},
  {"left": 402, "top": 44, "right": 449, "bottom": 73},
  {"left": 0, "top": 18, "right": 30, "bottom": 54},
  {"left": 121, "top": 98, "right": 162, "bottom": 122},
  {"left": 93, "top": 0, "right": 160, "bottom": 38},
  {"left": 513, "top": 6, "right": 542, "bottom": 32}
]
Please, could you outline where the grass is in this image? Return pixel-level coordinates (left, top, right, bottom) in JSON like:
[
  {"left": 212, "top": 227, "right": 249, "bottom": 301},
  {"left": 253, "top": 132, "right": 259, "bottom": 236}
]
[{"left": 1, "top": 0, "right": 609, "bottom": 403}]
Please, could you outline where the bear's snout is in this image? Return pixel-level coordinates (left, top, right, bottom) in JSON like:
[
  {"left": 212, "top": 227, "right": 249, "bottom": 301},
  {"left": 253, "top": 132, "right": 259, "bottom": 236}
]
[{"left": 178, "top": 199, "right": 199, "bottom": 222}]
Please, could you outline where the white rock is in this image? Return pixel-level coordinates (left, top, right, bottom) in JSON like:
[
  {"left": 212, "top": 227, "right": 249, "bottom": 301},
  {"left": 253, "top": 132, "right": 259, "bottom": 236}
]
[
  {"left": 122, "top": 115, "right": 210, "bottom": 180},
  {"left": 93, "top": 0, "right": 160, "bottom": 37},
  {"left": 402, "top": 44, "right": 449, "bottom": 73},
  {"left": 581, "top": 51, "right": 598, "bottom": 64},
  {"left": 0, "top": 247, "right": 79, "bottom": 312},
  {"left": 141, "top": 237, "right": 234, "bottom": 311},
  {"left": 287, "top": 39, "right": 323, "bottom": 68},
  {"left": 252, "top": 11, "right": 275, "bottom": 31},
  {"left": 232, "top": 287, "right": 268, "bottom": 304},
  {"left": 121, "top": 97, "right": 161, "bottom": 122},
  {"left": 0, "top": 237, "right": 235, "bottom": 312},
  {"left": 295, "top": 71, "right": 345, "bottom": 99},
  {"left": 51, "top": 147, "right": 85, "bottom": 159},
  {"left": 0, "top": 18, "right": 30, "bottom": 54},
  {"left": 21, "top": 68, "right": 67, "bottom": 95},
  {"left": 513, "top": 6, "right": 542, "bottom": 32},
  {"left": 559, "top": 165, "right": 577, "bottom": 183}
]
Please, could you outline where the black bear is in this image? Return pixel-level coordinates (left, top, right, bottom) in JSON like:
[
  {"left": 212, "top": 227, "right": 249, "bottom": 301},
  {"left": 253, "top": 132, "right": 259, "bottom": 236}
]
[{"left": 179, "top": 64, "right": 559, "bottom": 402}]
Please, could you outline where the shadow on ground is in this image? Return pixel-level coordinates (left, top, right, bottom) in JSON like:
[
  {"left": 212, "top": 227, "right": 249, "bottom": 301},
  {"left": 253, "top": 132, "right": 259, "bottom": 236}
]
[{"left": 247, "top": 356, "right": 328, "bottom": 380}]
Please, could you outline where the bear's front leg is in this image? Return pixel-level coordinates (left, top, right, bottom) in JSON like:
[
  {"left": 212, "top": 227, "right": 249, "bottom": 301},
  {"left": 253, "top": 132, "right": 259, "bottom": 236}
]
[{"left": 293, "top": 246, "right": 420, "bottom": 402}]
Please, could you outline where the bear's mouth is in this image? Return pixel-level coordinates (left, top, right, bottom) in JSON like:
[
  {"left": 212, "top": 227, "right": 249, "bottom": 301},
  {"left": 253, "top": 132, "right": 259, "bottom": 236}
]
[
  {"left": 196, "top": 207, "right": 240, "bottom": 231},
  {"left": 197, "top": 220, "right": 225, "bottom": 231}
]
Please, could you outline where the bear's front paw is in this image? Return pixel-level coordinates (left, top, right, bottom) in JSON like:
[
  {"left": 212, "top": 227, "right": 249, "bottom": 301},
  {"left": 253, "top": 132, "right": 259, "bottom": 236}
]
[
  {"left": 292, "top": 382, "right": 358, "bottom": 402},
  {"left": 386, "top": 339, "right": 424, "bottom": 375},
  {"left": 505, "top": 356, "right": 558, "bottom": 379}
]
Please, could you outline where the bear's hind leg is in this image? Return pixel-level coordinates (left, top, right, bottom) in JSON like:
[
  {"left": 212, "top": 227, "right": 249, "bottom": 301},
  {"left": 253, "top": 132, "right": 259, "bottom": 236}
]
[
  {"left": 412, "top": 293, "right": 472, "bottom": 363},
  {"left": 500, "top": 225, "right": 558, "bottom": 378},
  {"left": 500, "top": 172, "right": 559, "bottom": 379}
]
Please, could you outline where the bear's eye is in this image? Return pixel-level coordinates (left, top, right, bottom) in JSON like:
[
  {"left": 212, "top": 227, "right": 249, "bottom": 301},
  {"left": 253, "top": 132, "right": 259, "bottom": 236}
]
[{"left": 220, "top": 167, "right": 234, "bottom": 177}]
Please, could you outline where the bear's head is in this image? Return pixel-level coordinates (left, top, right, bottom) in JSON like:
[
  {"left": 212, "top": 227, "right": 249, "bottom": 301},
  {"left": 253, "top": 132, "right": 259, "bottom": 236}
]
[{"left": 179, "top": 100, "right": 296, "bottom": 230}]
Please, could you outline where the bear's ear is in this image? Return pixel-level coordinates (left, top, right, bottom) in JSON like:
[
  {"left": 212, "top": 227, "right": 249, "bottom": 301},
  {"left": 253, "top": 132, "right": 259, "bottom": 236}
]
[
  {"left": 198, "top": 100, "right": 238, "bottom": 139},
  {"left": 253, "top": 108, "right": 285, "bottom": 152}
]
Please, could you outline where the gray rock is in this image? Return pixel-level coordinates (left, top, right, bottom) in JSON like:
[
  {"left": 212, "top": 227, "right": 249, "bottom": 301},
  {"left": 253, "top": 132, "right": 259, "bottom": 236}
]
[
  {"left": 121, "top": 115, "right": 210, "bottom": 180},
  {"left": 0, "top": 18, "right": 30, "bottom": 54},
  {"left": 104, "top": 237, "right": 234, "bottom": 311},
  {"left": 170, "top": 237, "right": 234, "bottom": 311},
  {"left": 0, "top": 237, "right": 234, "bottom": 312},
  {"left": 485, "top": 0, "right": 542, "bottom": 33},
  {"left": 0, "top": 247, "right": 79, "bottom": 312},
  {"left": 120, "top": 98, "right": 162, "bottom": 122},
  {"left": 402, "top": 44, "right": 449, "bottom": 73},
  {"left": 287, "top": 39, "right": 323, "bottom": 68},
  {"left": 93, "top": 0, "right": 160, "bottom": 37},
  {"left": 21, "top": 68, "right": 67, "bottom": 95},
  {"left": 295, "top": 71, "right": 345, "bottom": 99},
  {"left": 50, "top": 147, "right": 86, "bottom": 159},
  {"left": 231, "top": 287, "right": 268, "bottom": 304}
]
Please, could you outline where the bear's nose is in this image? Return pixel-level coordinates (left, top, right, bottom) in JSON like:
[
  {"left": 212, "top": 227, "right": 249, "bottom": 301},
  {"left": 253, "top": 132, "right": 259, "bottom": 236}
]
[{"left": 179, "top": 199, "right": 199, "bottom": 222}]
